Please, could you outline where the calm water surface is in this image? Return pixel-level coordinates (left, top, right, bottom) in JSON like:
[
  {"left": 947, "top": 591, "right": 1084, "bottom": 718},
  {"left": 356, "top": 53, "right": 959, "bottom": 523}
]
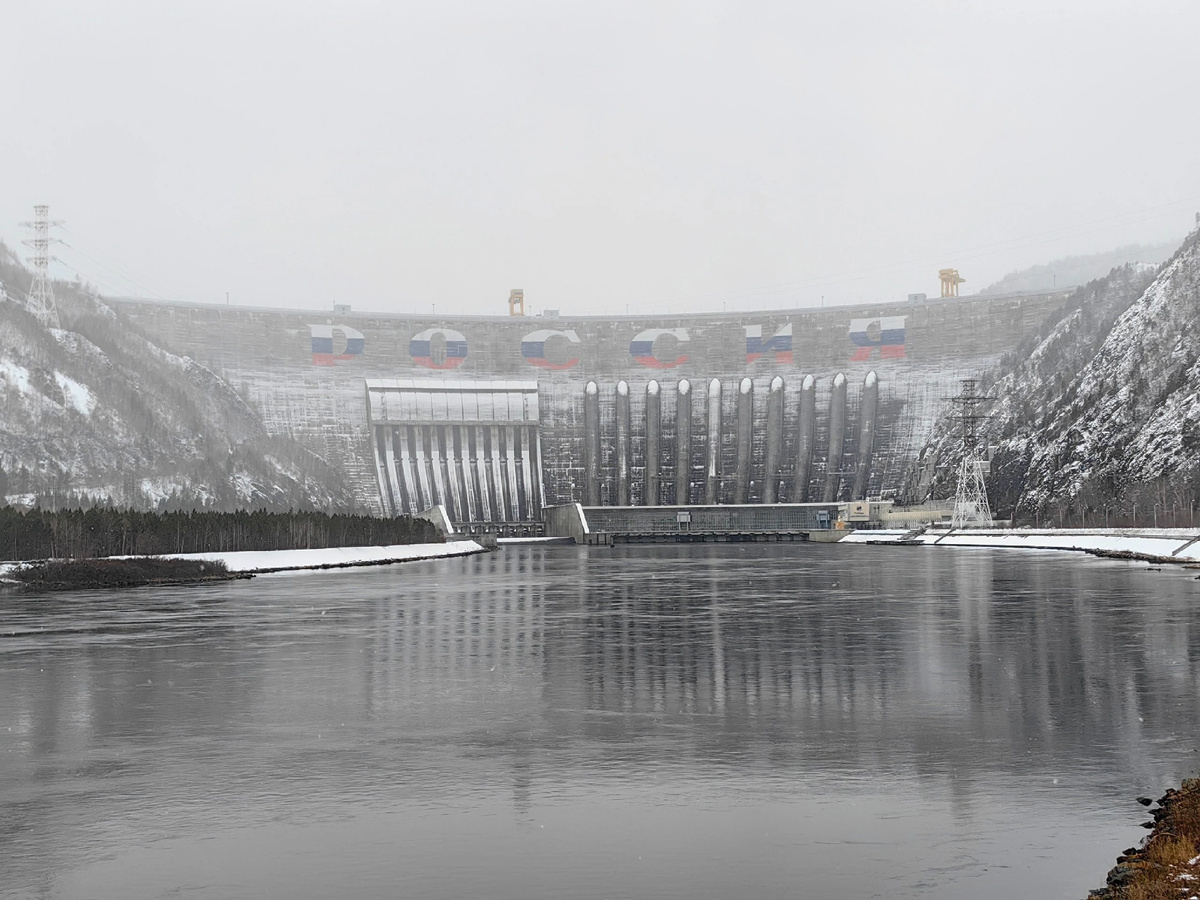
[{"left": 3, "top": 544, "right": 1200, "bottom": 899}]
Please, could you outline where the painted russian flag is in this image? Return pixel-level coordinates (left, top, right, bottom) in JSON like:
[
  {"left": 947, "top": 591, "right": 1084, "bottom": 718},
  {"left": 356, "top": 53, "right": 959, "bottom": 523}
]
[
  {"left": 409, "top": 327, "right": 468, "bottom": 370},
  {"left": 629, "top": 328, "right": 690, "bottom": 368},
  {"left": 520, "top": 328, "right": 581, "bottom": 370},
  {"left": 745, "top": 323, "right": 794, "bottom": 365},
  {"left": 849, "top": 316, "right": 906, "bottom": 361},
  {"left": 309, "top": 324, "right": 365, "bottom": 366}
]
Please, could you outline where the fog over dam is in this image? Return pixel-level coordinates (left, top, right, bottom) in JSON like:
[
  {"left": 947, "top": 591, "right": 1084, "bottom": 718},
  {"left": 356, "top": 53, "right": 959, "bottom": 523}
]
[{"left": 111, "top": 289, "right": 1069, "bottom": 527}]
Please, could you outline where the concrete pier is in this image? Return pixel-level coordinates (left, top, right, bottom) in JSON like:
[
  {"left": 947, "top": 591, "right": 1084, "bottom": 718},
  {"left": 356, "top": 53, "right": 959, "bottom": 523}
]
[
  {"left": 443, "top": 427, "right": 464, "bottom": 521},
  {"left": 734, "top": 378, "right": 753, "bottom": 504},
  {"left": 470, "top": 432, "right": 484, "bottom": 520},
  {"left": 675, "top": 379, "right": 692, "bottom": 505},
  {"left": 615, "top": 381, "right": 631, "bottom": 507},
  {"left": 705, "top": 378, "right": 722, "bottom": 505},
  {"left": 822, "top": 373, "right": 847, "bottom": 502},
  {"left": 764, "top": 376, "right": 784, "bottom": 504},
  {"left": 489, "top": 426, "right": 507, "bottom": 517},
  {"left": 584, "top": 381, "right": 601, "bottom": 506},
  {"left": 503, "top": 425, "right": 521, "bottom": 520},
  {"left": 851, "top": 371, "right": 878, "bottom": 500},
  {"left": 416, "top": 429, "right": 434, "bottom": 509},
  {"left": 645, "top": 380, "right": 661, "bottom": 506},
  {"left": 460, "top": 431, "right": 477, "bottom": 522},
  {"left": 794, "top": 374, "right": 816, "bottom": 503}
]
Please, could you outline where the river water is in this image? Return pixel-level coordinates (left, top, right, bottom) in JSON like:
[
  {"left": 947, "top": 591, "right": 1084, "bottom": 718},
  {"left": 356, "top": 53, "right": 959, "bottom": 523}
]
[{"left": 3, "top": 544, "right": 1199, "bottom": 899}]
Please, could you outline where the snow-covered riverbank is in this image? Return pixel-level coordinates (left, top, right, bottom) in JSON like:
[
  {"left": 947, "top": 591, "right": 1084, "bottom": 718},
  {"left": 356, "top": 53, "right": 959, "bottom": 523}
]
[
  {"left": 0, "top": 541, "right": 487, "bottom": 587},
  {"left": 154, "top": 540, "right": 488, "bottom": 573},
  {"left": 840, "top": 528, "right": 1200, "bottom": 563}
]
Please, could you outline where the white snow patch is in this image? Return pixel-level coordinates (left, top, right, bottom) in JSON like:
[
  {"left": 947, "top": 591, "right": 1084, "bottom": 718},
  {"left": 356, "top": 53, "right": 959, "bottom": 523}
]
[
  {"left": 0, "top": 359, "right": 33, "bottom": 394},
  {"left": 841, "top": 527, "right": 1200, "bottom": 561},
  {"left": 143, "top": 341, "right": 192, "bottom": 371},
  {"left": 233, "top": 472, "right": 256, "bottom": 502},
  {"left": 54, "top": 372, "right": 96, "bottom": 415},
  {"left": 8, "top": 543, "right": 485, "bottom": 580},
  {"left": 156, "top": 540, "right": 486, "bottom": 573},
  {"left": 138, "top": 478, "right": 196, "bottom": 505}
]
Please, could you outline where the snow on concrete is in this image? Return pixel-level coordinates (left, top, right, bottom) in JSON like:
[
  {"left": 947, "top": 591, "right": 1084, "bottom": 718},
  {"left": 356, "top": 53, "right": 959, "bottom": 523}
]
[
  {"left": 159, "top": 539, "right": 486, "bottom": 573},
  {"left": 841, "top": 528, "right": 1200, "bottom": 561}
]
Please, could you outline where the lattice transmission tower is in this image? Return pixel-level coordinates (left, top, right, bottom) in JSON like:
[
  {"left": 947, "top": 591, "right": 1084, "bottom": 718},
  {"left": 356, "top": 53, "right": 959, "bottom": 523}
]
[
  {"left": 949, "top": 378, "right": 994, "bottom": 528},
  {"left": 19, "top": 205, "right": 62, "bottom": 328}
]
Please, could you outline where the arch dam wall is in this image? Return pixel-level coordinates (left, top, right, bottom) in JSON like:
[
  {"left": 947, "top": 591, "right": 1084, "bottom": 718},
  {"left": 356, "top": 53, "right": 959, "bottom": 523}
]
[{"left": 109, "top": 290, "right": 1069, "bottom": 527}]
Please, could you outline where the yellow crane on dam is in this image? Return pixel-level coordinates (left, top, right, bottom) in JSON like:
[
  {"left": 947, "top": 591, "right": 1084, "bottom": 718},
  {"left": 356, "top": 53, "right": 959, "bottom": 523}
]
[
  {"left": 939, "top": 268, "right": 965, "bottom": 298},
  {"left": 508, "top": 289, "right": 525, "bottom": 316}
]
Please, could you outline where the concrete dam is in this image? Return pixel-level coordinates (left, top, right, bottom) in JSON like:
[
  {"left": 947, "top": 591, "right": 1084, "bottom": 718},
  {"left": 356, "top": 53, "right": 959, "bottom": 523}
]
[{"left": 110, "top": 290, "right": 1070, "bottom": 529}]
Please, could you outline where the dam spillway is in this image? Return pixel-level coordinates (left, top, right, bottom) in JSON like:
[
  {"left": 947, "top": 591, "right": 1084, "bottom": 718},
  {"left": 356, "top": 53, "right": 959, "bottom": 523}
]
[{"left": 110, "top": 289, "right": 1070, "bottom": 529}]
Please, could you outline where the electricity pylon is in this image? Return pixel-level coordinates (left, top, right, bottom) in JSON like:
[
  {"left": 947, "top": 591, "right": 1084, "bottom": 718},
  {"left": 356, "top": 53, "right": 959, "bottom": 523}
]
[
  {"left": 949, "top": 378, "right": 994, "bottom": 528},
  {"left": 19, "top": 205, "right": 62, "bottom": 328}
]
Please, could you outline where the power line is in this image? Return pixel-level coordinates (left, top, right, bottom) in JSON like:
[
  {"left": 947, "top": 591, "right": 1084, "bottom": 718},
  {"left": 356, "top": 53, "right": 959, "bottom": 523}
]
[{"left": 54, "top": 226, "right": 177, "bottom": 302}]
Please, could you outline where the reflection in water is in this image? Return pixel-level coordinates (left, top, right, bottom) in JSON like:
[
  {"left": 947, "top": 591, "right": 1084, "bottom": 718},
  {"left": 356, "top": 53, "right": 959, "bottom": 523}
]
[
  {"left": 548, "top": 548, "right": 1200, "bottom": 783},
  {"left": 2, "top": 545, "right": 1200, "bottom": 899}
]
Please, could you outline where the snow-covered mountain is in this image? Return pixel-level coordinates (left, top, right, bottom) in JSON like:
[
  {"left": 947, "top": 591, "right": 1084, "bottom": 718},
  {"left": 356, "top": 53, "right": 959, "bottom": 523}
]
[
  {"left": 908, "top": 227, "right": 1200, "bottom": 525},
  {"left": 0, "top": 243, "right": 360, "bottom": 511}
]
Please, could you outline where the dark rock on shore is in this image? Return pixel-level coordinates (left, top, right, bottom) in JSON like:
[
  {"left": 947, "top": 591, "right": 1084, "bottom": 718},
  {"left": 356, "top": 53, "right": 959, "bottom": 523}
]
[{"left": 1088, "top": 781, "right": 1200, "bottom": 899}]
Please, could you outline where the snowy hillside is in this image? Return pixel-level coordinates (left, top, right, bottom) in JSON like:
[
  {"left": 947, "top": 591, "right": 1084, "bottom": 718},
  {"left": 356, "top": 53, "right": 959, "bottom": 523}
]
[
  {"left": 908, "top": 228, "right": 1200, "bottom": 525},
  {"left": 0, "top": 243, "right": 360, "bottom": 511},
  {"left": 1016, "top": 228, "right": 1200, "bottom": 521}
]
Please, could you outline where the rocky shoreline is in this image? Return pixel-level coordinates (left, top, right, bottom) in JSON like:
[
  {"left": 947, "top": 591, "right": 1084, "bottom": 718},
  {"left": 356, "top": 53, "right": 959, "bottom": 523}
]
[
  {"left": 1089, "top": 780, "right": 1200, "bottom": 899},
  {"left": 1084, "top": 547, "right": 1200, "bottom": 568}
]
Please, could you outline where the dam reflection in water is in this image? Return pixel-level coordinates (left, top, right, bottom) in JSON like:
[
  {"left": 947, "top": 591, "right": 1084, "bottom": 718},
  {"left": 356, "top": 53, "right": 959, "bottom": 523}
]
[{"left": 2, "top": 545, "right": 1199, "bottom": 899}]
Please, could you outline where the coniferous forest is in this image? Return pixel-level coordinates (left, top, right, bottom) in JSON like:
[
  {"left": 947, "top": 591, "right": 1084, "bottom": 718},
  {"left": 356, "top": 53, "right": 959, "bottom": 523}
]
[{"left": 0, "top": 506, "right": 442, "bottom": 561}]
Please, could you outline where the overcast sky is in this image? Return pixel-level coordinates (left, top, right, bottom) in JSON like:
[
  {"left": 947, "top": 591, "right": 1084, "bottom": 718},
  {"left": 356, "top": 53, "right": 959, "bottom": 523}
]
[{"left": 3, "top": 0, "right": 1198, "bottom": 316}]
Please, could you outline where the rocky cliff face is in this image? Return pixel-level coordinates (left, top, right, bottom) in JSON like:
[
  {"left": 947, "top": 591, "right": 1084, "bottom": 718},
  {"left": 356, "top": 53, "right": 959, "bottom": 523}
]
[
  {"left": 909, "top": 228, "right": 1200, "bottom": 525},
  {"left": 0, "top": 244, "right": 359, "bottom": 511}
]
